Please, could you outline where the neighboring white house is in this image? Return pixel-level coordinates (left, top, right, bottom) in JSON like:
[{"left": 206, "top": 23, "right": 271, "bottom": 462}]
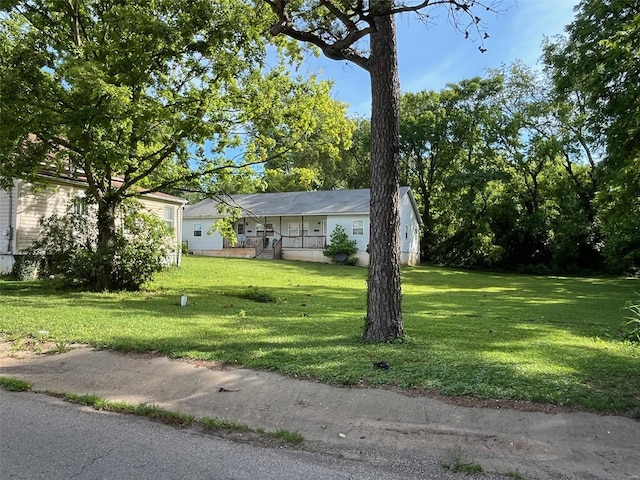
[
  {"left": 0, "top": 174, "right": 186, "bottom": 274},
  {"left": 182, "top": 187, "right": 422, "bottom": 266}
]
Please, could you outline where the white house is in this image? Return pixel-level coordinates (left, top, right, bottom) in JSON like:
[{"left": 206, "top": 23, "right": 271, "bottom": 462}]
[
  {"left": 182, "top": 187, "right": 422, "bottom": 266},
  {"left": 0, "top": 174, "right": 186, "bottom": 274}
]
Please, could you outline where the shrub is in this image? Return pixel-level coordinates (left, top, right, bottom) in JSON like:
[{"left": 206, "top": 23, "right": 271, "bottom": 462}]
[
  {"left": 25, "top": 198, "right": 174, "bottom": 291},
  {"left": 323, "top": 225, "right": 358, "bottom": 265},
  {"left": 11, "top": 256, "right": 40, "bottom": 280},
  {"left": 110, "top": 208, "right": 174, "bottom": 291}
]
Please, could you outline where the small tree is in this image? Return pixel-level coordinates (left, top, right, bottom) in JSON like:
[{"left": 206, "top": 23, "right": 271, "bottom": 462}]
[{"left": 323, "top": 226, "right": 358, "bottom": 265}]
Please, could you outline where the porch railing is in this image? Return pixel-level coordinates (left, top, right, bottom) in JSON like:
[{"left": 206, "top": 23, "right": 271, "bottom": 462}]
[
  {"left": 254, "top": 238, "right": 264, "bottom": 258},
  {"left": 281, "top": 236, "right": 326, "bottom": 249},
  {"left": 273, "top": 238, "right": 282, "bottom": 259},
  {"left": 223, "top": 237, "right": 263, "bottom": 248},
  {"left": 222, "top": 235, "right": 326, "bottom": 250}
]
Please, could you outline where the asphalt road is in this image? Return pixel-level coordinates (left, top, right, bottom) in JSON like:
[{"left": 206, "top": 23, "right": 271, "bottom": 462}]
[{"left": 0, "top": 390, "right": 482, "bottom": 480}]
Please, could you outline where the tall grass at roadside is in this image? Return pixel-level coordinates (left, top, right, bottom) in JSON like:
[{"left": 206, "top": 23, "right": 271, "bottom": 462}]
[{"left": 1, "top": 256, "right": 638, "bottom": 414}]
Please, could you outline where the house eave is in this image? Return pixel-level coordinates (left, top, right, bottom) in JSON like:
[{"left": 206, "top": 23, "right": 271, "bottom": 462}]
[
  {"left": 34, "top": 172, "right": 187, "bottom": 205},
  {"left": 183, "top": 210, "right": 370, "bottom": 220}
]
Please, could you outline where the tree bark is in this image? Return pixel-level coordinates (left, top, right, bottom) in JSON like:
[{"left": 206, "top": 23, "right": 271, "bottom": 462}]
[
  {"left": 364, "top": 2, "right": 404, "bottom": 342},
  {"left": 95, "top": 198, "right": 118, "bottom": 291}
]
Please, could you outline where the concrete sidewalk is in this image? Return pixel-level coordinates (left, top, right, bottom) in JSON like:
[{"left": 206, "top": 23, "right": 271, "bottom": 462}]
[{"left": 0, "top": 343, "right": 638, "bottom": 480}]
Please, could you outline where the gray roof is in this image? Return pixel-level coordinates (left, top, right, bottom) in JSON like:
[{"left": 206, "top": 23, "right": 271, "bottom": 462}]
[{"left": 184, "top": 187, "right": 412, "bottom": 219}]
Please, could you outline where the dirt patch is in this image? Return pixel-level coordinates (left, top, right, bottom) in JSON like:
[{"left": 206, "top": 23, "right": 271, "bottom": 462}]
[
  {"left": 0, "top": 334, "right": 80, "bottom": 357},
  {"left": 404, "top": 389, "right": 595, "bottom": 415},
  {"left": 177, "top": 354, "right": 611, "bottom": 417}
]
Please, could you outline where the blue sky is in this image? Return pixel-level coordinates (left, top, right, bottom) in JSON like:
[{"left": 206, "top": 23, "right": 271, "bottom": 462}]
[{"left": 296, "top": 0, "right": 580, "bottom": 115}]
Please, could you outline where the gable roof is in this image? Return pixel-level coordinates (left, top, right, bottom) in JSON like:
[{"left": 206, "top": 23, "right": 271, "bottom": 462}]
[{"left": 184, "top": 187, "right": 419, "bottom": 221}]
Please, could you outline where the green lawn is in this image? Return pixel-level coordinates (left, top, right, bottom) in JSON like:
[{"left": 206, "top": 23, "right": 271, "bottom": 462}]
[{"left": 1, "top": 256, "right": 638, "bottom": 415}]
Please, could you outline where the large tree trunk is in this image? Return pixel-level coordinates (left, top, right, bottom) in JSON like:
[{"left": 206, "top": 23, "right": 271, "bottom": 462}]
[
  {"left": 95, "top": 198, "right": 118, "bottom": 291},
  {"left": 364, "top": 2, "right": 404, "bottom": 342}
]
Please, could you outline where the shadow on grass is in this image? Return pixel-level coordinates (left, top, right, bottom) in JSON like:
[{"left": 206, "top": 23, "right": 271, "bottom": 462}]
[
  {"left": 2, "top": 259, "right": 639, "bottom": 414},
  {"left": 96, "top": 322, "right": 639, "bottom": 414},
  {"left": 402, "top": 266, "right": 638, "bottom": 337}
]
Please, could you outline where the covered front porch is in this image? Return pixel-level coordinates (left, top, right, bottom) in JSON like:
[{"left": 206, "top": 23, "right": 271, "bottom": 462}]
[{"left": 222, "top": 215, "right": 327, "bottom": 259}]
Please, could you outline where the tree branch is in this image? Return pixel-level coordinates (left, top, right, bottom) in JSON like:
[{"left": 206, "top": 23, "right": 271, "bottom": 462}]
[
  {"left": 266, "top": 0, "right": 371, "bottom": 70},
  {"left": 132, "top": 130, "right": 312, "bottom": 198}
]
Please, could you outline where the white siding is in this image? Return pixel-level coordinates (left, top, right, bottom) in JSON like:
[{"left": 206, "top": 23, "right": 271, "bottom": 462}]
[
  {"left": 0, "top": 188, "right": 10, "bottom": 228},
  {"left": 139, "top": 196, "right": 184, "bottom": 265},
  {"left": 182, "top": 218, "right": 223, "bottom": 251},
  {"left": 326, "top": 215, "right": 370, "bottom": 252},
  {"left": 2, "top": 177, "right": 185, "bottom": 268},
  {"left": 0, "top": 184, "right": 17, "bottom": 272},
  {"left": 15, "top": 180, "right": 86, "bottom": 252},
  {"left": 180, "top": 188, "right": 421, "bottom": 266},
  {"left": 400, "top": 189, "right": 421, "bottom": 266}
]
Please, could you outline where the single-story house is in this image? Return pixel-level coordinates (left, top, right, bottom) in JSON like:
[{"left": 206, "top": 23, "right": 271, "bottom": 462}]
[
  {"left": 182, "top": 187, "right": 422, "bottom": 266},
  {"left": 0, "top": 174, "right": 186, "bottom": 274}
]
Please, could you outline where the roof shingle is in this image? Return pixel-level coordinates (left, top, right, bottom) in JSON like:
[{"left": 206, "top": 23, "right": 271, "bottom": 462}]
[{"left": 184, "top": 187, "right": 411, "bottom": 218}]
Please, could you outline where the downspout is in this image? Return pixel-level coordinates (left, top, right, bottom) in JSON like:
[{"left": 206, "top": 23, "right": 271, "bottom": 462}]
[
  {"left": 7, "top": 183, "right": 14, "bottom": 254},
  {"left": 279, "top": 216, "right": 283, "bottom": 258}
]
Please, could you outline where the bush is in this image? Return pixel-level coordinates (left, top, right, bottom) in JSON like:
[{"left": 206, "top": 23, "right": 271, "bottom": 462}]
[
  {"left": 110, "top": 208, "right": 174, "bottom": 291},
  {"left": 25, "top": 198, "right": 174, "bottom": 291},
  {"left": 323, "top": 226, "right": 358, "bottom": 265},
  {"left": 11, "top": 256, "right": 40, "bottom": 280}
]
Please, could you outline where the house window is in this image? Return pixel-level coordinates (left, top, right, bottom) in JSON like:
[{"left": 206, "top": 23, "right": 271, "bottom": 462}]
[
  {"left": 288, "top": 222, "right": 301, "bottom": 236},
  {"left": 352, "top": 220, "right": 364, "bottom": 236},
  {"left": 288, "top": 222, "right": 309, "bottom": 236},
  {"left": 164, "top": 206, "right": 174, "bottom": 230},
  {"left": 237, "top": 223, "right": 244, "bottom": 235},
  {"left": 72, "top": 197, "right": 87, "bottom": 216},
  {"left": 194, "top": 223, "right": 202, "bottom": 237},
  {"left": 266, "top": 223, "right": 274, "bottom": 235}
]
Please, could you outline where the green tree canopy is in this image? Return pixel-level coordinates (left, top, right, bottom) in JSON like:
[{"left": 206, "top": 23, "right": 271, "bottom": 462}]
[
  {"left": 0, "top": 0, "right": 348, "bottom": 289},
  {"left": 398, "top": 63, "right": 607, "bottom": 273},
  {"left": 544, "top": 0, "right": 640, "bottom": 272}
]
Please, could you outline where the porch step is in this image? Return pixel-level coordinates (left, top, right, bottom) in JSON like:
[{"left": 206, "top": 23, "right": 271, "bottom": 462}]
[{"left": 256, "top": 249, "right": 274, "bottom": 259}]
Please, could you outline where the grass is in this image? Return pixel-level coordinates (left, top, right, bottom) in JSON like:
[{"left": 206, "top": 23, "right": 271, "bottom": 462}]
[
  {"left": 504, "top": 469, "right": 528, "bottom": 480},
  {"left": 442, "top": 446, "right": 484, "bottom": 474},
  {"left": 1, "top": 256, "right": 639, "bottom": 415},
  {"left": 40, "top": 390, "right": 303, "bottom": 445},
  {"left": 0, "top": 377, "right": 32, "bottom": 392},
  {"left": 267, "top": 429, "right": 305, "bottom": 446}
]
